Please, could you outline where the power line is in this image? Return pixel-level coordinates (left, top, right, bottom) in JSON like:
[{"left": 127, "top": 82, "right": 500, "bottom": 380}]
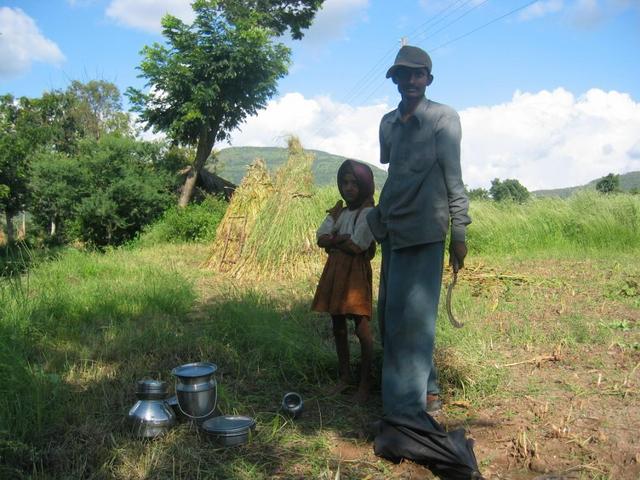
[
  {"left": 431, "top": 0, "right": 539, "bottom": 52},
  {"left": 336, "top": 0, "right": 466, "bottom": 108},
  {"left": 413, "top": 0, "right": 491, "bottom": 45},
  {"left": 356, "top": 0, "right": 539, "bottom": 107}
]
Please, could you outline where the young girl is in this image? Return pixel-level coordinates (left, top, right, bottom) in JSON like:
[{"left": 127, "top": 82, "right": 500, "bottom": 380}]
[{"left": 311, "top": 159, "right": 376, "bottom": 404}]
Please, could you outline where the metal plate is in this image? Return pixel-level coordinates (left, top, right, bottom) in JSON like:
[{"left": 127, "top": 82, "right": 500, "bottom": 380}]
[
  {"left": 201, "top": 415, "right": 255, "bottom": 435},
  {"left": 171, "top": 362, "right": 217, "bottom": 378}
]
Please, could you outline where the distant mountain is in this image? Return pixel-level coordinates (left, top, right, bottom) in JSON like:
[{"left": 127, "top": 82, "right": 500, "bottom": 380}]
[
  {"left": 207, "top": 146, "right": 387, "bottom": 188},
  {"left": 533, "top": 171, "right": 640, "bottom": 198}
]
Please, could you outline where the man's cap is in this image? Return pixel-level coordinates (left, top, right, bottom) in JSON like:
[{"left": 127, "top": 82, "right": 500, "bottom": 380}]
[{"left": 385, "top": 45, "right": 432, "bottom": 78}]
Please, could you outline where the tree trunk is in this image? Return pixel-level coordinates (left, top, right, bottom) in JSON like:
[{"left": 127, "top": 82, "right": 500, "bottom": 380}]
[
  {"left": 50, "top": 218, "right": 57, "bottom": 237},
  {"left": 178, "top": 128, "right": 216, "bottom": 207},
  {"left": 4, "top": 209, "right": 14, "bottom": 243}
]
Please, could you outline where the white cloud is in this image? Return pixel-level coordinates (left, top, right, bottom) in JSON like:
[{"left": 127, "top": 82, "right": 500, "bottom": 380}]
[
  {"left": 518, "top": 0, "right": 564, "bottom": 21},
  {"left": 300, "top": 0, "right": 370, "bottom": 45},
  {"left": 225, "top": 88, "right": 640, "bottom": 190},
  {"left": 0, "top": 7, "right": 65, "bottom": 79},
  {"left": 460, "top": 88, "right": 640, "bottom": 190},
  {"left": 105, "top": 0, "right": 369, "bottom": 40},
  {"left": 226, "top": 92, "right": 389, "bottom": 167},
  {"left": 105, "top": 0, "right": 194, "bottom": 34}
]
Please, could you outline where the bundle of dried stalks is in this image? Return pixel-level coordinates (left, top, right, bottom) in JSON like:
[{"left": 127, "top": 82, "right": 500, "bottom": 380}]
[
  {"left": 207, "top": 136, "right": 333, "bottom": 279},
  {"left": 206, "top": 158, "right": 274, "bottom": 274}
]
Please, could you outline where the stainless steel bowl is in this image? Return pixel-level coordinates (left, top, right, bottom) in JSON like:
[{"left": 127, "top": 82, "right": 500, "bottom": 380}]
[{"left": 201, "top": 415, "right": 256, "bottom": 447}]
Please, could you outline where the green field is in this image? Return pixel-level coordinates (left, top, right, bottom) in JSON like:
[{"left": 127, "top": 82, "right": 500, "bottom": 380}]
[{"left": 1, "top": 191, "right": 639, "bottom": 479}]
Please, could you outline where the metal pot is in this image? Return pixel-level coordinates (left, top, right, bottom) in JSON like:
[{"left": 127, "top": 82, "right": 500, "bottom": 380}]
[
  {"left": 281, "top": 392, "right": 304, "bottom": 419},
  {"left": 201, "top": 415, "right": 256, "bottom": 447},
  {"left": 127, "top": 380, "right": 176, "bottom": 438},
  {"left": 171, "top": 362, "right": 218, "bottom": 422}
]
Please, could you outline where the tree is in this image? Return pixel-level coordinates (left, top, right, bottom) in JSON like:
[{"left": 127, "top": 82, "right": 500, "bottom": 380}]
[
  {"left": 66, "top": 80, "right": 131, "bottom": 140},
  {"left": 490, "top": 178, "right": 530, "bottom": 203},
  {"left": 127, "top": 0, "right": 324, "bottom": 207},
  {"left": 69, "top": 135, "right": 174, "bottom": 246},
  {"left": 595, "top": 173, "right": 620, "bottom": 194},
  {"left": 467, "top": 187, "right": 490, "bottom": 201},
  {"left": 0, "top": 95, "right": 53, "bottom": 242},
  {"left": 30, "top": 151, "right": 87, "bottom": 239}
]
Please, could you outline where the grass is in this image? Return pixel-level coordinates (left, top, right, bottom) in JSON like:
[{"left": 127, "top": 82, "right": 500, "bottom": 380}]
[
  {"left": 1, "top": 190, "right": 639, "bottom": 478},
  {"left": 467, "top": 191, "right": 640, "bottom": 255}
]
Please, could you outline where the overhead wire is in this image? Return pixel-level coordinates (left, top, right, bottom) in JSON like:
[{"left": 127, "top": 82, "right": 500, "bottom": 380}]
[
  {"left": 309, "top": 0, "right": 538, "bottom": 145},
  {"left": 311, "top": 0, "right": 468, "bottom": 139},
  {"left": 335, "top": 0, "right": 467, "bottom": 109},
  {"left": 356, "top": 0, "right": 537, "bottom": 107}
]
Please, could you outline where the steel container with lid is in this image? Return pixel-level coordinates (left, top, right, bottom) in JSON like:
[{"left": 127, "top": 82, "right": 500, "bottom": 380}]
[
  {"left": 201, "top": 415, "right": 256, "bottom": 447},
  {"left": 171, "top": 362, "right": 218, "bottom": 422},
  {"left": 281, "top": 392, "right": 303, "bottom": 418},
  {"left": 127, "top": 380, "right": 176, "bottom": 438}
]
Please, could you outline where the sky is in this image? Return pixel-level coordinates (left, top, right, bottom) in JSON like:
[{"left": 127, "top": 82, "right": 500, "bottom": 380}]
[{"left": 1, "top": 0, "right": 639, "bottom": 190}]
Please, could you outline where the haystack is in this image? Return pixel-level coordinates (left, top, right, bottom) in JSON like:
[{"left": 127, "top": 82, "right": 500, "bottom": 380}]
[
  {"left": 206, "top": 158, "right": 274, "bottom": 274},
  {"left": 207, "top": 137, "right": 335, "bottom": 279}
]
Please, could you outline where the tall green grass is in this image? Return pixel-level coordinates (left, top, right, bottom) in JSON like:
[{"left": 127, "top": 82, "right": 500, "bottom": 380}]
[
  {"left": 467, "top": 191, "right": 640, "bottom": 255},
  {"left": 0, "top": 248, "right": 196, "bottom": 475}
]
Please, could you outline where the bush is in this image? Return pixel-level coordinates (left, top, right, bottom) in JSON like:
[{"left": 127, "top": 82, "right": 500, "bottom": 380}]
[{"left": 138, "top": 195, "right": 228, "bottom": 244}]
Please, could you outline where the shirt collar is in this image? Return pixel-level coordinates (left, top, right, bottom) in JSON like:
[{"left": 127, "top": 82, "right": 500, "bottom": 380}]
[{"left": 392, "top": 96, "right": 430, "bottom": 126}]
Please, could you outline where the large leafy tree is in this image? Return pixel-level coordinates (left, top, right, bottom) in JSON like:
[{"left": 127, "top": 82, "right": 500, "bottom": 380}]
[
  {"left": 490, "top": 178, "right": 530, "bottom": 203},
  {"left": 127, "top": 0, "right": 323, "bottom": 206}
]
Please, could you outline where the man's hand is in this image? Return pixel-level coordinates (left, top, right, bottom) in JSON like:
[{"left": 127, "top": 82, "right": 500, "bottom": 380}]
[
  {"left": 449, "top": 241, "right": 467, "bottom": 272},
  {"left": 327, "top": 200, "right": 344, "bottom": 221}
]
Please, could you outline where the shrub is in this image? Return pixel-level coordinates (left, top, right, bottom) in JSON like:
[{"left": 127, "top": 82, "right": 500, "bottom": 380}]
[{"left": 139, "top": 195, "right": 228, "bottom": 244}]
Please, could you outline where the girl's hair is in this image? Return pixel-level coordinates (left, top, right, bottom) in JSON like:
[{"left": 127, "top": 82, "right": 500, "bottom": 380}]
[{"left": 337, "top": 159, "right": 375, "bottom": 209}]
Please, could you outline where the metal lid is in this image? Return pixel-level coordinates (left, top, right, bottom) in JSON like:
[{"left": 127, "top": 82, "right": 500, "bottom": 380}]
[
  {"left": 136, "top": 379, "right": 168, "bottom": 394},
  {"left": 201, "top": 415, "right": 255, "bottom": 435},
  {"left": 171, "top": 362, "right": 217, "bottom": 378}
]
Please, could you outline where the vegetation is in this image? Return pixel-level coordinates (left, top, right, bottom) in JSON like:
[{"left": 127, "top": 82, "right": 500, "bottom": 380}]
[
  {"left": 534, "top": 170, "right": 640, "bottom": 197},
  {"left": 1, "top": 207, "right": 638, "bottom": 477},
  {"left": 0, "top": 80, "right": 208, "bottom": 248},
  {"left": 596, "top": 172, "right": 621, "bottom": 194},
  {"left": 489, "top": 177, "right": 530, "bottom": 203},
  {"left": 138, "top": 195, "right": 228, "bottom": 245},
  {"left": 467, "top": 191, "right": 640, "bottom": 255},
  {"left": 127, "top": 0, "right": 325, "bottom": 206}
]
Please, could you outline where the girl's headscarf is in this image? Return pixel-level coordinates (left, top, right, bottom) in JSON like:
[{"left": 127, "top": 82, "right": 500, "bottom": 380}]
[{"left": 337, "top": 159, "right": 375, "bottom": 209}]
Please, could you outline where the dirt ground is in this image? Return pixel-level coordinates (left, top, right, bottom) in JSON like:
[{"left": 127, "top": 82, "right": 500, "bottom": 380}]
[
  {"left": 305, "top": 258, "right": 640, "bottom": 479},
  {"left": 324, "top": 345, "right": 638, "bottom": 479}
]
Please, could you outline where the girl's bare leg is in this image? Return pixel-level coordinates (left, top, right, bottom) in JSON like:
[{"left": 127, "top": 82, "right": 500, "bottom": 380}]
[
  {"left": 330, "top": 315, "right": 350, "bottom": 394},
  {"left": 352, "top": 316, "right": 373, "bottom": 404}
]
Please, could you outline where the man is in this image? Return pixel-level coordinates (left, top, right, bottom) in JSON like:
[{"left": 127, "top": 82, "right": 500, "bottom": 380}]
[{"left": 367, "top": 45, "right": 471, "bottom": 417}]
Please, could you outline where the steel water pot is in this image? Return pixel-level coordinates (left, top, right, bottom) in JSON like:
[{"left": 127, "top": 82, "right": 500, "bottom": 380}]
[
  {"left": 171, "top": 362, "right": 218, "bottom": 422},
  {"left": 127, "top": 380, "right": 176, "bottom": 438}
]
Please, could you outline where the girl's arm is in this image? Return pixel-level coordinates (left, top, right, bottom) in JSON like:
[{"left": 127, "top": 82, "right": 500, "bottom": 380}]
[{"left": 329, "top": 234, "right": 366, "bottom": 255}]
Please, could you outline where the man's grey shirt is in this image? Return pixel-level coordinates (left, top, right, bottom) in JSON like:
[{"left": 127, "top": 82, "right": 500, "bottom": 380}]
[{"left": 367, "top": 97, "right": 471, "bottom": 250}]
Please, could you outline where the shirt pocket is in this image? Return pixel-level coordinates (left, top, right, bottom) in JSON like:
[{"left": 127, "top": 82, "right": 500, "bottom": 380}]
[{"left": 408, "top": 140, "right": 437, "bottom": 174}]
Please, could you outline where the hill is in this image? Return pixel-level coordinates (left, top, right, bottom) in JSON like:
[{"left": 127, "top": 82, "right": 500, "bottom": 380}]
[
  {"left": 533, "top": 171, "right": 640, "bottom": 197},
  {"left": 207, "top": 146, "right": 388, "bottom": 188}
]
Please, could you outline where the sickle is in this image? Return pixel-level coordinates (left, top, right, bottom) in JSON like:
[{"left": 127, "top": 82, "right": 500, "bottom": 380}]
[{"left": 446, "top": 269, "right": 464, "bottom": 328}]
